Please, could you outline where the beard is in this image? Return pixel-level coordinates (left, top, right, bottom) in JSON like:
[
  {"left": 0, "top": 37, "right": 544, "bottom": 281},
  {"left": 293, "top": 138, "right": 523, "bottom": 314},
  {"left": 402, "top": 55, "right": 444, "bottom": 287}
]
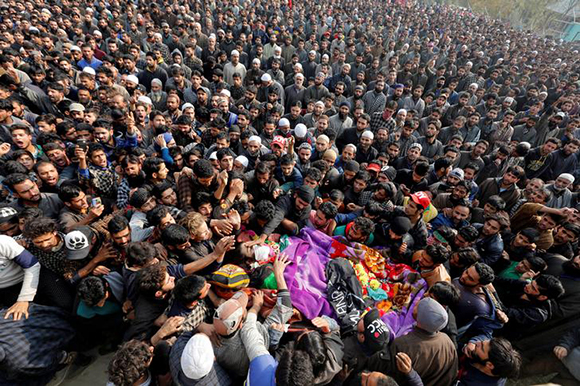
[{"left": 127, "top": 172, "right": 146, "bottom": 188}]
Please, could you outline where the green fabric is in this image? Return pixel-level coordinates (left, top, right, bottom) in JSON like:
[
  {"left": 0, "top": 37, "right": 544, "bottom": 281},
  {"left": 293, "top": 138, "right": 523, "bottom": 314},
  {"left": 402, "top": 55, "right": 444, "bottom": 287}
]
[
  {"left": 77, "top": 300, "right": 121, "bottom": 319},
  {"left": 262, "top": 272, "right": 278, "bottom": 289},
  {"left": 498, "top": 262, "right": 522, "bottom": 280}
]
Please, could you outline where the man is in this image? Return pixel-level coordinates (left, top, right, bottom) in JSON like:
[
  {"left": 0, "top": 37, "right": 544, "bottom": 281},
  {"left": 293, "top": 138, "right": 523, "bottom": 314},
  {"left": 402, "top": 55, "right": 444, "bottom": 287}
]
[
  {"left": 452, "top": 262, "right": 501, "bottom": 336},
  {"left": 475, "top": 166, "right": 522, "bottom": 211},
  {"left": 138, "top": 52, "right": 168, "bottom": 92},
  {"left": 177, "top": 159, "right": 218, "bottom": 212},
  {"left": 474, "top": 214, "right": 508, "bottom": 268},
  {"left": 412, "top": 244, "right": 451, "bottom": 287},
  {"left": 541, "top": 139, "right": 579, "bottom": 181},
  {"left": 246, "top": 185, "right": 315, "bottom": 247},
  {"left": 546, "top": 173, "right": 577, "bottom": 209},
  {"left": 0, "top": 234, "right": 40, "bottom": 321},
  {"left": 334, "top": 217, "right": 376, "bottom": 246},
  {"left": 5, "top": 173, "right": 63, "bottom": 220},
  {"left": 511, "top": 202, "right": 567, "bottom": 250},
  {"left": 494, "top": 274, "right": 565, "bottom": 339},
  {"left": 430, "top": 199, "right": 471, "bottom": 232},
  {"left": 366, "top": 298, "right": 458, "bottom": 386},
  {"left": 58, "top": 184, "right": 105, "bottom": 233},
  {"left": 524, "top": 138, "right": 559, "bottom": 180},
  {"left": 459, "top": 337, "right": 522, "bottom": 385}
]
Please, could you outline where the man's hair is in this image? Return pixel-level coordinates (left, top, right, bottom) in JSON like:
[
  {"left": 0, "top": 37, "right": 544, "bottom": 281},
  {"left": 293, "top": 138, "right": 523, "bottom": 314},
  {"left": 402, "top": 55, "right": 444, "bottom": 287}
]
[
  {"left": 58, "top": 183, "right": 84, "bottom": 203},
  {"left": 318, "top": 201, "right": 338, "bottom": 219},
  {"left": 173, "top": 276, "right": 206, "bottom": 304},
  {"left": 254, "top": 200, "right": 276, "bottom": 222},
  {"left": 429, "top": 281, "right": 461, "bottom": 307},
  {"left": 3, "top": 172, "right": 31, "bottom": 190},
  {"left": 275, "top": 349, "right": 315, "bottom": 386},
  {"left": 353, "top": 216, "right": 375, "bottom": 236},
  {"left": 505, "top": 165, "right": 524, "bottom": 179},
  {"left": 162, "top": 224, "right": 191, "bottom": 246},
  {"left": 486, "top": 195, "right": 506, "bottom": 210},
  {"left": 488, "top": 338, "right": 522, "bottom": 378},
  {"left": 126, "top": 242, "right": 157, "bottom": 268},
  {"left": 147, "top": 205, "right": 172, "bottom": 228},
  {"left": 142, "top": 157, "right": 164, "bottom": 179},
  {"left": 193, "top": 159, "right": 214, "bottom": 178},
  {"left": 414, "top": 161, "right": 430, "bottom": 176},
  {"left": 454, "top": 247, "right": 480, "bottom": 267},
  {"left": 433, "top": 157, "right": 452, "bottom": 172},
  {"left": 129, "top": 188, "right": 153, "bottom": 209},
  {"left": 484, "top": 213, "right": 510, "bottom": 231},
  {"left": 23, "top": 217, "right": 57, "bottom": 239},
  {"left": 179, "top": 212, "right": 206, "bottom": 238},
  {"left": 425, "top": 244, "right": 449, "bottom": 265},
  {"left": 108, "top": 340, "right": 154, "bottom": 386},
  {"left": 77, "top": 276, "right": 107, "bottom": 307},
  {"left": 304, "top": 167, "right": 323, "bottom": 183},
  {"left": 535, "top": 274, "right": 565, "bottom": 299},
  {"left": 280, "top": 153, "right": 295, "bottom": 166},
  {"left": 137, "top": 264, "right": 167, "bottom": 297},
  {"left": 473, "top": 262, "right": 495, "bottom": 285},
  {"left": 108, "top": 215, "right": 129, "bottom": 234}
]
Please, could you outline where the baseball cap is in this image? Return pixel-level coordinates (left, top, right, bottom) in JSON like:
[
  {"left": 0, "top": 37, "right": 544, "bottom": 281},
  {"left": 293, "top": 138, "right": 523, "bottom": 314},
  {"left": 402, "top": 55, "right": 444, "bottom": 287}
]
[
  {"left": 181, "top": 333, "right": 215, "bottom": 380},
  {"left": 416, "top": 297, "right": 448, "bottom": 334},
  {"left": 64, "top": 226, "right": 93, "bottom": 260},
  {"left": 362, "top": 309, "right": 390, "bottom": 352},
  {"left": 271, "top": 136, "right": 286, "bottom": 149},
  {"left": 381, "top": 166, "right": 397, "bottom": 181},
  {"left": 448, "top": 168, "right": 464, "bottom": 180},
  {"left": 213, "top": 291, "right": 248, "bottom": 336},
  {"left": 0, "top": 206, "right": 17, "bottom": 222},
  {"left": 410, "top": 191, "right": 431, "bottom": 210},
  {"left": 367, "top": 163, "right": 381, "bottom": 173}
]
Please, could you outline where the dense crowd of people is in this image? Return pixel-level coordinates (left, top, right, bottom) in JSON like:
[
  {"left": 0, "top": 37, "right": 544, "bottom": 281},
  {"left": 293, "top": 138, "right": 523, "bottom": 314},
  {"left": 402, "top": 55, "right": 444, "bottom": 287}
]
[{"left": 1, "top": 0, "right": 580, "bottom": 385}]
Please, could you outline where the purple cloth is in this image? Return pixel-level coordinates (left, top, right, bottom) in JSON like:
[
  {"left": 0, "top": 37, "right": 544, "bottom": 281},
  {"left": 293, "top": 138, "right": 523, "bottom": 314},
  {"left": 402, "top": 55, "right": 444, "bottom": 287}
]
[
  {"left": 282, "top": 227, "right": 427, "bottom": 339},
  {"left": 283, "top": 228, "right": 335, "bottom": 319}
]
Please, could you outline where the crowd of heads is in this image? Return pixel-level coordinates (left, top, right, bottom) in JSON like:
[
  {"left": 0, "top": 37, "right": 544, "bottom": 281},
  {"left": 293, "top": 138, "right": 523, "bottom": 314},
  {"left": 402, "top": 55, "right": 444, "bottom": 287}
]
[{"left": 0, "top": 0, "right": 579, "bottom": 385}]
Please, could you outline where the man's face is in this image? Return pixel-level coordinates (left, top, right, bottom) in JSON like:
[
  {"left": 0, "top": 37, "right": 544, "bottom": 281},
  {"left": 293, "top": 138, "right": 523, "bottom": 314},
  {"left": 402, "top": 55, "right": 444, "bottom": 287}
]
[
  {"left": 407, "top": 148, "right": 420, "bottom": 161},
  {"left": 294, "top": 196, "right": 310, "bottom": 212},
  {"left": 451, "top": 186, "right": 468, "bottom": 200},
  {"left": 353, "top": 178, "right": 367, "bottom": 193},
  {"left": 543, "top": 142, "right": 558, "bottom": 154},
  {"left": 448, "top": 202, "right": 469, "bottom": 222},
  {"left": 564, "top": 143, "right": 579, "bottom": 156},
  {"left": 483, "top": 219, "right": 501, "bottom": 236},
  {"left": 347, "top": 224, "right": 366, "bottom": 242},
  {"left": 342, "top": 147, "right": 355, "bottom": 161},
  {"left": 14, "top": 180, "right": 40, "bottom": 202},
  {"left": 67, "top": 191, "right": 90, "bottom": 212},
  {"left": 38, "top": 164, "right": 59, "bottom": 186},
  {"left": 538, "top": 215, "right": 557, "bottom": 231},
  {"left": 90, "top": 150, "right": 108, "bottom": 168},
  {"left": 554, "top": 177, "right": 572, "bottom": 191},
  {"left": 94, "top": 127, "right": 112, "bottom": 144},
  {"left": 387, "top": 145, "right": 400, "bottom": 159},
  {"left": 554, "top": 226, "right": 577, "bottom": 244},
  {"left": 11, "top": 129, "right": 31, "bottom": 149},
  {"left": 312, "top": 210, "right": 329, "bottom": 228},
  {"left": 501, "top": 172, "right": 519, "bottom": 186},
  {"left": 473, "top": 142, "right": 487, "bottom": 156},
  {"left": 460, "top": 265, "right": 481, "bottom": 287},
  {"left": 32, "top": 231, "right": 59, "bottom": 252},
  {"left": 359, "top": 137, "right": 372, "bottom": 149}
]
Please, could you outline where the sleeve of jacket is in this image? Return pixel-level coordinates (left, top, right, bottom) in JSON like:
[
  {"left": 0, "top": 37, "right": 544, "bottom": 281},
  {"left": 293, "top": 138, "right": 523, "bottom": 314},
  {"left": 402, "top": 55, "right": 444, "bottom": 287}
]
[
  {"left": 261, "top": 204, "right": 288, "bottom": 235},
  {"left": 558, "top": 327, "right": 580, "bottom": 351},
  {"left": 17, "top": 85, "right": 59, "bottom": 115}
]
